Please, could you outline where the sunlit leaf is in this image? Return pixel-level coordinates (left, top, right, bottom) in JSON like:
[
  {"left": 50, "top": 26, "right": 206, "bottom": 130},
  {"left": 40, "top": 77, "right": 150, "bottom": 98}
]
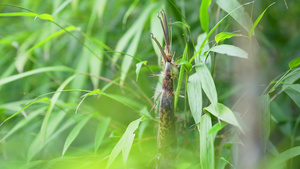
[
  {"left": 37, "top": 14, "right": 53, "bottom": 21},
  {"left": 215, "top": 32, "right": 241, "bottom": 44},
  {"left": 289, "top": 57, "right": 300, "bottom": 70},
  {"left": 249, "top": 3, "right": 275, "bottom": 36},
  {"left": 208, "top": 121, "right": 227, "bottom": 135},
  {"left": 136, "top": 61, "right": 147, "bottom": 81},
  {"left": 200, "top": 0, "right": 211, "bottom": 33},
  {"left": 210, "top": 44, "right": 248, "bottom": 59}
]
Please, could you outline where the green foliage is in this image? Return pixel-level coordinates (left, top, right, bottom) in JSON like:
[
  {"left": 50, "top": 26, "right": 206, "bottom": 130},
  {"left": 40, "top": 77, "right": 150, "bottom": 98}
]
[{"left": 0, "top": 0, "right": 300, "bottom": 169}]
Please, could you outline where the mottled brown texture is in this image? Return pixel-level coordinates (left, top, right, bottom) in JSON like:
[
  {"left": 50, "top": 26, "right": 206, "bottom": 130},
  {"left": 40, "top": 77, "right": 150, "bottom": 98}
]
[
  {"left": 157, "top": 62, "right": 176, "bottom": 168},
  {"left": 152, "top": 9, "right": 177, "bottom": 169}
]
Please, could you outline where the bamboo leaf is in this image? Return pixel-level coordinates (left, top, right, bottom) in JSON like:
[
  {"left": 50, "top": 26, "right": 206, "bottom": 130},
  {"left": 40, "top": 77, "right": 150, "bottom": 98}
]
[
  {"left": 94, "top": 118, "right": 110, "bottom": 152},
  {"left": 249, "top": 3, "right": 275, "bottom": 37},
  {"left": 200, "top": 0, "right": 211, "bottom": 33},
  {"left": 0, "top": 66, "right": 73, "bottom": 86},
  {"left": 208, "top": 121, "right": 227, "bottom": 135},
  {"left": 284, "top": 84, "right": 300, "bottom": 108},
  {"left": 210, "top": 44, "right": 248, "bottom": 59},
  {"left": 40, "top": 75, "right": 76, "bottom": 141},
  {"left": 187, "top": 73, "right": 202, "bottom": 125},
  {"left": 136, "top": 61, "right": 147, "bottom": 81},
  {"left": 37, "top": 14, "right": 53, "bottom": 21},
  {"left": 0, "top": 108, "right": 46, "bottom": 142},
  {"left": 195, "top": 64, "right": 218, "bottom": 106},
  {"left": 75, "top": 89, "right": 101, "bottom": 114},
  {"left": 106, "top": 117, "right": 142, "bottom": 169},
  {"left": 216, "top": 0, "right": 253, "bottom": 32},
  {"left": 0, "top": 98, "right": 49, "bottom": 127},
  {"left": 269, "top": 146, "right": 300, "bottom": 168},
  {"left": 200, "top": 113, "right": 214, "bottom": 169},
  {"left": 62, "top": 115, "right": 92, "bottom": 156},
  {"left": 215, "top": 32, "right": 241, "bottom": 44},
  {"left": 289, "top": 57, "right": 300, "bottom": 70},
  {"left": 194, "top": 33, "right": 211, "bottom": 68},
  {"left": 175, "top": 44, "right": 189, "bottom": 110},
  {"left": 204, "top": 103, "right": 242, "bottom": 132}
]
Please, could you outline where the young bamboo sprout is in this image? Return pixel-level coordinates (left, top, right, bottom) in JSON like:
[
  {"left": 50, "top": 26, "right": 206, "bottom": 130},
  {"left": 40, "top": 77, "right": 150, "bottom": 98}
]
[{"left": 151, "top": 9, "right": 176, "bottom": 168}]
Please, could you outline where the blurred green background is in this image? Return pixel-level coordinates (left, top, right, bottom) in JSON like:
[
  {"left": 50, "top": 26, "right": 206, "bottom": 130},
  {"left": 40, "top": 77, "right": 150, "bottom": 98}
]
[{"left": 0, "top": 0, "right": 299, "bottom": 168}]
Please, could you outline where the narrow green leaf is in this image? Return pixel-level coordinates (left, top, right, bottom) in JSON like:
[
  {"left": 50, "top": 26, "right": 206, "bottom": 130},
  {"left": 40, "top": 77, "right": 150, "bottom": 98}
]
[
  {"left": 120, "top": 27, "right": 142, "bottom": 85},
  {"left": 187, "top": 73, "right": 202, "bottom": 125},
  {"left": 216, "top": 0, "right": 253, "bottom": 32},
  {"left": 0, "top": 98, "right": 49, "bottom": 127},
  {"left": 204, "top": 103, "right": 243, "bottom": 132},
  {"left": 175, "top": 44, "right": 189, "bottom": 110},
  {"left": 269, "top": 146, "right": 300, "bottom": 168},
  {"left": 283, "top": 67, "right": 300, "bottom": 84},
  {"left": 94, "top": 118, "right": 110, "bottom": 152},
  {"left": 0, "top": 12, "right": 36, "bottom": 17},
  {"left": 249, "top": 3, "right": 275, "bottom": 36},
  {"left": 0, "top": 108, "right": 46, "bottom": 142},
  {"left": 176, "top": 59, "right": 192, "bottom": 72},
  {"left": 200, "top": 0, "right": 211, "bottom": 33},
  {"left": 62, "top": 115, "right": 92, "bottom": 156},
  {"left": 0, "top": 66, "right": 73, "bottom": 86},
  {"left": 195, "top": 64, "right": 218, "bottom": 106},
  {"left": 136, "top": 61, "right": 147, "bottom": 81},
  {"left": 284, "top": 84, "right": 300, "bottom": 108},
  {"left": 122, "top": 133, "right": 135, "bottom": 166},
  {"left": 210, "top": 44, "right": 248, "bottom": 59},
  {"left": 27, "top": 112, "right": 83, "bottom": 161},
  {"left": 215, "top": 32, "right": 241, "bottom": 44},
  {"left": 40, "top": 75, "right": 76, "bottom": 141},
  {"left": 75, "top": 89, "right": 101, "bottom": 114},
  {"left": 289, "top": 57, "right": 300, "bottom": 70},
  {"left": 194, "top": 33, "right": 211, "bottom": 68},
  {"left": 208, "top": 121, "right": 227, "bottom": 135},
  {"left": 106, "top": 117, "right": 142, "bottom": 169},
  {"left": 112, "top": 4, "right": 156, "bottom": 67},
  {"left": 200, "top": 113, "right": 214, "bottom": 169},
  {"left": 15, "top": 26, "right": 77, "bottom": 72},
  {"left": 38, "top": 13, "right": 53, "bottom": 21}
]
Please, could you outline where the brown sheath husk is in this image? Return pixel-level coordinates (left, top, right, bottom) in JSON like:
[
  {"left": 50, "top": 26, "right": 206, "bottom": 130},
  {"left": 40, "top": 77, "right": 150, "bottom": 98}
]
[{"left": 152, "top": 9, "right": 177, "bottom": 169}]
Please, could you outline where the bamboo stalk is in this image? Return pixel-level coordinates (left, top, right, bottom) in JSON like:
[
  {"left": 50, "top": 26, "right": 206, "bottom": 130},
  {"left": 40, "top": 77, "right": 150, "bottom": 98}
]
[{"left": 151, "top": 9, "right": 177, "bottom": 168}]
